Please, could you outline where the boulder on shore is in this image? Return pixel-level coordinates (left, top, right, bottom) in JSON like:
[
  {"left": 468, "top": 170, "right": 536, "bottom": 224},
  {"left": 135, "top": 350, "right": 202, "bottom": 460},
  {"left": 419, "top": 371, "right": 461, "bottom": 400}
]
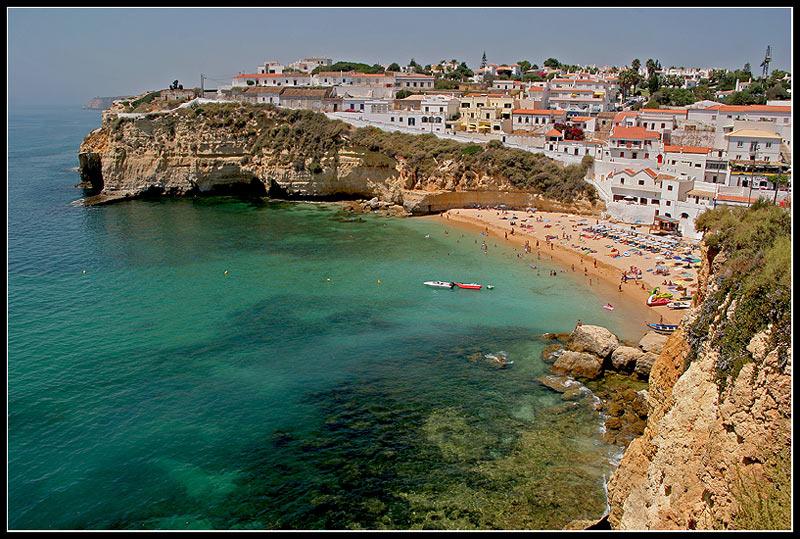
[
  {"left": 610, "top": 346, "right": 645, "bottom": 373},
  {"left": 567, "top": 325, "right": 620, "bottom": 359},
  {"left": 638, "top": 331, "right": 669, "bottom": 355},
  {"left": 551, "top": 350, "right": 604, "bottom": 380},
  {"left": 634, "top": 351, "right": 659, "bottom": 381}
]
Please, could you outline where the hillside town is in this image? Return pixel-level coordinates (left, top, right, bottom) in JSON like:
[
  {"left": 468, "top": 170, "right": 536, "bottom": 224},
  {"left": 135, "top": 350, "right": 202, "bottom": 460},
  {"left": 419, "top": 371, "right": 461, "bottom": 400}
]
[{"left": 115, "top": 54, "right": 791, "bottom": 240}]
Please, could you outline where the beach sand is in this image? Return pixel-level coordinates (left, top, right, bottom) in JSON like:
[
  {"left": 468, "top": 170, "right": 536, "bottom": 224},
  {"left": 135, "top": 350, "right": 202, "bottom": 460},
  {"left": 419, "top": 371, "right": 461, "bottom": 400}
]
[{"left": 423, "top": 208, "right": 700, "bottom": 328}]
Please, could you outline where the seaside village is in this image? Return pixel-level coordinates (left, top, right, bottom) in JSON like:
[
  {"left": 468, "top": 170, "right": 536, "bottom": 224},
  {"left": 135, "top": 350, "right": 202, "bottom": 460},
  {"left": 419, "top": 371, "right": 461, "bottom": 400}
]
[{"left": 134, "top": 55, "right": 791, "bottom": 241}]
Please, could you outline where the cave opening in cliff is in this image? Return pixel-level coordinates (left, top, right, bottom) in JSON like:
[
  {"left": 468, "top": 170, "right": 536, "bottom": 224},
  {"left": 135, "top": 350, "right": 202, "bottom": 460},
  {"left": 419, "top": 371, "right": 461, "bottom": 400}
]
[{"left": 201, "top": 177, "right": 268, "bottom": 198}]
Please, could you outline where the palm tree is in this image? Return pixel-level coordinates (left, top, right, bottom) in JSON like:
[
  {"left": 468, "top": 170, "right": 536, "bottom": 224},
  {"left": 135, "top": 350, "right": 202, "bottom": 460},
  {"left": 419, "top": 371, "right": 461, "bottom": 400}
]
[
  {"left": 631, "top": 59, "right": 641, "bottom": 74},
  {"left": 645, "top": 59, "right": 656, "bottom": 79},
  {"left": 619, "top": 69, "right": 641, "bottom": 99}
]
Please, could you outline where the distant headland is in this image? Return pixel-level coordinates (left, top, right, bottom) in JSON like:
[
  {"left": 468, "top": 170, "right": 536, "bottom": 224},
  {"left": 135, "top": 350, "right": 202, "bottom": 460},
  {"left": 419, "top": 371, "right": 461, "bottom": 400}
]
[{"left": 83, "top": 96, "right": 133, "bottom": 109}]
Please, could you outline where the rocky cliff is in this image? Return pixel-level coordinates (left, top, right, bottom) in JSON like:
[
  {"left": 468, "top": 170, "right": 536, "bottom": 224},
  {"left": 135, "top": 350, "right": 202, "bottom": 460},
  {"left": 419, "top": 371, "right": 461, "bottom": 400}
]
[
  {"left": 605, "top": 225, "right": 792, "bottom": 530},
  {"left": 77, "top": 101, "right": 597, "bottom": 214}
]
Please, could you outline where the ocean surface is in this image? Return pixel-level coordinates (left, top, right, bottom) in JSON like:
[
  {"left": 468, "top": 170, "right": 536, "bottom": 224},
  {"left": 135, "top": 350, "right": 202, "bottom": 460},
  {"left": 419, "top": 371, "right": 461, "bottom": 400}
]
[{"left": 9, "top": 105, "right": 643, "bottom": 530}]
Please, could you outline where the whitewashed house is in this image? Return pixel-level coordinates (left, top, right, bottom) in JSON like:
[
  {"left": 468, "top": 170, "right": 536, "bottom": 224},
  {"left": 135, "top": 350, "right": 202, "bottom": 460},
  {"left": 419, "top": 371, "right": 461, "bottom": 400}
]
[{"left": 608, "top": 126, "right": 660, "bottom": 160}]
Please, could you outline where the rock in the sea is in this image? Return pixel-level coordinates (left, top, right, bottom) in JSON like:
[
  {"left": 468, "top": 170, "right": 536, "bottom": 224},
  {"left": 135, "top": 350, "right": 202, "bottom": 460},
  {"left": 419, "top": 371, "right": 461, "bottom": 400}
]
[
  {"left": 567, "top": 325, "right": 620, "bottom": 358},
  {"left": 541, "top": 343, "right": 564, "bottom": 364},
  {"left": 551, "top": 350, "right": 604, "bottom": 380},
  {"left": 638, "top": 331, "right": 669, "bottom": 355},
  {"left": 611, "top": 346, "right": 645, "bottom": 373},
  {"left": 535, "top": 374, "right": 577, "bottom": 393}
]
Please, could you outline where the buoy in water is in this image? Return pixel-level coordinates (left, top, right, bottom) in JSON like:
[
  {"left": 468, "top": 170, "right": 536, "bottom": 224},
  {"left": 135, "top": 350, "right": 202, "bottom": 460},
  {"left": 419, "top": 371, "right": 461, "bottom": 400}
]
[
  {"left": 224, "top": 270, "right": 228, "bottom": 275},
  {"left": 82, "top": 270, "right": 86, "bottom": 274},
  {"left": 377, "top": 280, "right": 381, "bottom": 284}
]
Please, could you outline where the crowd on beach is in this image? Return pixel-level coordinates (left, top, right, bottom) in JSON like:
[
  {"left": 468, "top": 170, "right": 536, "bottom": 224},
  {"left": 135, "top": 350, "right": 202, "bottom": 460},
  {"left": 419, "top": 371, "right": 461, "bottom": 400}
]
[{"left": 438, "top": 206, "right": 701, "bottom": 326}]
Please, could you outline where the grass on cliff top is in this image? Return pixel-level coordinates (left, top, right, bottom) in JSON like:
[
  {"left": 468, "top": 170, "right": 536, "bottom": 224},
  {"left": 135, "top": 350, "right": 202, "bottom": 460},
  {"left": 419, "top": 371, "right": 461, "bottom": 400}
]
[
  {"left": 685, "top": 199, "right": 791, "bottom": 388},
  {"left": 174, "top": 102, "right": 596, "bottom": 203},
  {"left": 729, "top": 446, "right": 791, "bottom": 530}
]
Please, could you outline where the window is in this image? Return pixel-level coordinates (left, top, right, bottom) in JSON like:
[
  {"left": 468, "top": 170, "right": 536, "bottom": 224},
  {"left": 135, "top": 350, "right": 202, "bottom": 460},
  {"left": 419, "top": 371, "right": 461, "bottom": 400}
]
[
  {"left": 638, "top": 180, "right": 645, "bottom": 185},
  {"left": 667, "top": 185, "right": 673, "bottom": 191},
  {"left": 737, "top": 141, "right": 743, "bottom": 147},
  {"left": 666, "top": 201, "right": 671, "bottom": 206}
]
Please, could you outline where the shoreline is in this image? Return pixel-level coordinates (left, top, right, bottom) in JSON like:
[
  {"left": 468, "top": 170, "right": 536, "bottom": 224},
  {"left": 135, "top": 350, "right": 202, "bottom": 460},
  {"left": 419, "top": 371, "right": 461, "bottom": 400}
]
[{"left": 418, "top": 207, "right": 699, "bottom": 335}]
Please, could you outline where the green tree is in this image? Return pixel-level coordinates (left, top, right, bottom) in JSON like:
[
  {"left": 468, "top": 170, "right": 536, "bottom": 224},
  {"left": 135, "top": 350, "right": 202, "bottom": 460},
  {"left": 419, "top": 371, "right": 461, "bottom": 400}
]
[
  {"left": 648, "top": 74, "right": 661, "bottom": 94},
  {"left": 481, "top": 51, "right": 487, "bottom": 68},
  {"left": 544, "top": 57, "right": 560, "bottom": 69},
  {"left": 631, "top": 58, "right": 641, "bottom": 73},
  {"left": 518, "top": 60, "right": 532, "bottom": 73},
  {"left": 387, "top": 62, "right": 401, "bottom": 72},
  {"left": 618, "top": 69, "right": 641, "bottom": 99}
]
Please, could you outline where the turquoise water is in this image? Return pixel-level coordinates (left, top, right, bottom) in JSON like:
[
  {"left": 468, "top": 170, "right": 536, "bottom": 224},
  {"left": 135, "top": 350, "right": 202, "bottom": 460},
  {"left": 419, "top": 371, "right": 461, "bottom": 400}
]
[{"left": 9, "top": 106, "right": 638, "bottom": 530}]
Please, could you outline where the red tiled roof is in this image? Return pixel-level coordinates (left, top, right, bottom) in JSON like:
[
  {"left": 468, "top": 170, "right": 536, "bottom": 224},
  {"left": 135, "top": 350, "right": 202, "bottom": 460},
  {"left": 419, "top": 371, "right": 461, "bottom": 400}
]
[
  {"left": 664, "top": 145, "right": 711, "bottom": 154},
  {"left": 513, "top": 109, "right": 563, "bottom": 115},
  {"left": 545, "top": 128, "right": 563, "bottom": 137},
  {"left": 234, "top": 73, "right": 310, "bottom": 78},
  {"left": 639, "top": 108, "right": 688, "bottom": 116},
  {"left": 612, "top": 111, "right": 638, "bottom": 123},
  {"left": 703, "top": 104, "right": 791, "bottom": 113},
  {"left": 610, "top": 126, "right": 660, "bottom": 140}
]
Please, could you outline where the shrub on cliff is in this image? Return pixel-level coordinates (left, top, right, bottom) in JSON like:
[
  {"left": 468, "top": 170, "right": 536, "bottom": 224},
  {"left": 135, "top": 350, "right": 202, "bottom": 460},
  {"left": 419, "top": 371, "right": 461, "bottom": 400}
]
[
  {"left": 687, "top": 200, "right": 791, "bottom": 388},
  {"left": 349, "top": 126, "right": 593, "bottom": 202},
  {"left": 168, "top": 103, "right": 594, "bottom": 201}
]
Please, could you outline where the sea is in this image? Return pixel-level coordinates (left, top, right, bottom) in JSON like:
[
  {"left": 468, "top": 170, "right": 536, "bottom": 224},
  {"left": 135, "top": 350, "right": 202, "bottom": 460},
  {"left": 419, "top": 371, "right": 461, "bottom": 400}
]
[{"left": 8, "top": 105, "right": 644, "bottom": 530}]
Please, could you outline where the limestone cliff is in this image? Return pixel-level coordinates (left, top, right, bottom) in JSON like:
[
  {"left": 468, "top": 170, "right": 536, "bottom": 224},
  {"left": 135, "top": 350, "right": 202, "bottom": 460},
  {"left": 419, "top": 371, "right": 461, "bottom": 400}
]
[
  {"left": 605, "top": 237, "right": 791, "bottom": 529},
  {"left": 77, "top": 101, "right": 597, "bottom": 214}
]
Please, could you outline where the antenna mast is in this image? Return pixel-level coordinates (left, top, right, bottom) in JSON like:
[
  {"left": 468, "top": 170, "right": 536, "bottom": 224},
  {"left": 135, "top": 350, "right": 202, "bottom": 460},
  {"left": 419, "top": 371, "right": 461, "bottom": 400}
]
[{"left": 760, "top": 46, "right": 772, "bottom": 78}]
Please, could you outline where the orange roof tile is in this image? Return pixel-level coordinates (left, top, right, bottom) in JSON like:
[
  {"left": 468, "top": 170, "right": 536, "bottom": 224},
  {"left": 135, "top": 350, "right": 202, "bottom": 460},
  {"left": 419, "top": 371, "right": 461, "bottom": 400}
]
[
  {"left": 545, "top": 128, "right": 563, "bottom": 137},
  {"left": 513, "top": 109, "right": 564, "bottom": 115},
  {"left": 610, "top": 126, "right": 660, "bottom": 140},
  {"left": 664, "top": 145, "right": 711, "bottom": 154},
  {"left": 703, "top": 104, "right": 791, "bottom": 113}
]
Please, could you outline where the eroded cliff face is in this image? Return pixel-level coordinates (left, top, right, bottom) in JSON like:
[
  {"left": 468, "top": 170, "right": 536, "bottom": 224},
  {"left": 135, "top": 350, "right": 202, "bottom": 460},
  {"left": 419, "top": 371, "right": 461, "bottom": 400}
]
[
  {"left": 605, "top": 243, "right": 791, "bottom": 530},
  {"left": 78, "top": 104, "right": 590, "bottom": 214}
]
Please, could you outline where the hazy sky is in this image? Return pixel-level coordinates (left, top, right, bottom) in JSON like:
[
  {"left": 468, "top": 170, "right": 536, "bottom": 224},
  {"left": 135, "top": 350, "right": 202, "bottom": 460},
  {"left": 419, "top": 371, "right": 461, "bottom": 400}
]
[{"left": 7, "top": 7, "right": 793, "bottom": 107}]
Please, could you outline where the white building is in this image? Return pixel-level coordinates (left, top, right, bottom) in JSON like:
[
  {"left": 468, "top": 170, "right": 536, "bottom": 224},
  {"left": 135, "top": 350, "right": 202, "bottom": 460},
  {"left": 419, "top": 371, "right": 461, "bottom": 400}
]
[{"left": 608, "top": 126, "right": 661, "bottom": 160}]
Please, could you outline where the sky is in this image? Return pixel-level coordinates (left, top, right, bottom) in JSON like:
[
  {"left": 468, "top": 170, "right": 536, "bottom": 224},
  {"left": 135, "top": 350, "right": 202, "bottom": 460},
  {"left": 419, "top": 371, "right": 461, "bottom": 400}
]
[{"left": 7, "top": 7, "right": 793, "bottom": 107}]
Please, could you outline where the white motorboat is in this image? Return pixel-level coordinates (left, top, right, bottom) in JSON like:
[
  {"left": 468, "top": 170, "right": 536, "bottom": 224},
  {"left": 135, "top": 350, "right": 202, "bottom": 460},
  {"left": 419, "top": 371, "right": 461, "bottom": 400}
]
[
  {"left": 424, "top": 281, "right": 454, "bottom": 289},
  {"left": 667, "top": 301, "right": 691, "bottom": 309}
]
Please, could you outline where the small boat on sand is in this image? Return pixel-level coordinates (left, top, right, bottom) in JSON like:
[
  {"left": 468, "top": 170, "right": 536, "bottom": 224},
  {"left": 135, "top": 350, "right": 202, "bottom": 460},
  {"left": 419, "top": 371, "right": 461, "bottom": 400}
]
[
  {"left": 424, "top": 281, "right": 454, "bottom": 289},
  {"left": 647, "top": 294, "right": 672, "bottom": 307},
  {"left": 646, "top": 322, "right": 679, "bottom": 334},
  {"left": 667, "top": 301, "right": 691, "bottom": 309},
  {"left": 454, "top": 282, "right": 482, "bottom": 289}
]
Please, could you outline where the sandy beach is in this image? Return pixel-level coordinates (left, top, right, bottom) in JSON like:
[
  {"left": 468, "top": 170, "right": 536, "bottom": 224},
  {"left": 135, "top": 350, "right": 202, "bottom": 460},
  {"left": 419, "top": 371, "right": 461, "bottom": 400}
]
[{"left": 425, "top": 207, "right": 701, "bottom": 327}]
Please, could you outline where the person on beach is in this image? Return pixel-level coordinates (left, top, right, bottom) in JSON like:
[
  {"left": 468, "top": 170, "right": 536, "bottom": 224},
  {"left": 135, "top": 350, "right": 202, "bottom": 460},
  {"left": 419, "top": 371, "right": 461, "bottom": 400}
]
[{"left": 576, "top": 320, "right": 582, "bottom": 328}]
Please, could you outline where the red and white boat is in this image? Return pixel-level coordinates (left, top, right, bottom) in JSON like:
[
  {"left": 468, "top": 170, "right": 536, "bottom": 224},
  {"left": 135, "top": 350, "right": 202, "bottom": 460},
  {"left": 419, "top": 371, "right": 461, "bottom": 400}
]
[
  {"left": 454, "top": 282, "right": 482, "bottom": 290},
  {"left": 647, "top": 294, "right": 671, "bottom": 307}
]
